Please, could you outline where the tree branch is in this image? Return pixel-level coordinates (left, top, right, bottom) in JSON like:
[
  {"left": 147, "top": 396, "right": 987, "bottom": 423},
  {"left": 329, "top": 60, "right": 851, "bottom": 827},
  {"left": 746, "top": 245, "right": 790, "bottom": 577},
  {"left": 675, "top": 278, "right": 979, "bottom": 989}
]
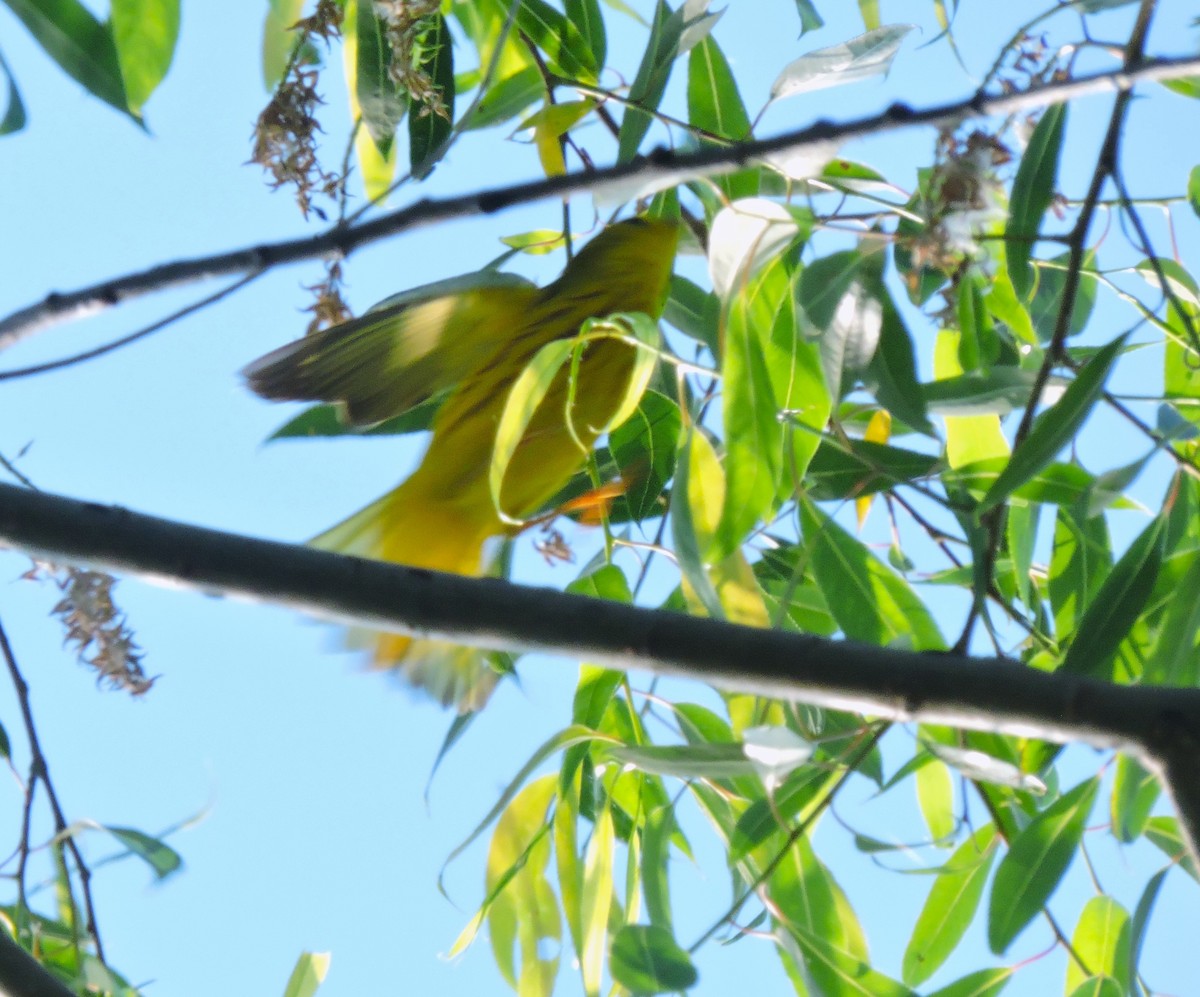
[
  {"left": 2, "top": 54, "right": 1197, "bottom": 349},
  {"left": 0, "top": 930, "right": 77, "bottom": 997},
  {"left": 0, "top": 480, "right": 1198, "bottom": 868}
]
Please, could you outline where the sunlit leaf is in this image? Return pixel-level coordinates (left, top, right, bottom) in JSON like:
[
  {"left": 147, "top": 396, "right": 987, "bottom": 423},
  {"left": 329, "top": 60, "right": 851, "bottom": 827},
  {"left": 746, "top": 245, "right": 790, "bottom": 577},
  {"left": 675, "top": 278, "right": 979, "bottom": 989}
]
[
  {"left": 1065, "top": 897, "right": 1131, "bottom": 995},
  {"left": 927, "top": 742, "right": 1044, "bottom": 793},
  {"left": 610, "top": 924, "right": 698, "bottom": 993},
  {"left": 566, "top": 0, "right": 606, "bottom": 68},
  {"left": 4, "top": 0, "right": 132, "bottom": 118},
  {"left": 934, "top": 329, "right": 1010, "bottom": 469},
  {"left": 670, "top": 430, "right": 725, "bottom": 619},
  {"left": 925, "top": 967, "right": 1014, "bottom": 997},
  {"left": 915, "top": 756, "right": 955, "bottom": 843},
  {"left": 617, "top": 0, "right": 679, "bottom": 162},
  {"left": 281, "top": 951, "right": 331, "bottom": 997},
  {"left": 111, "top": 0, "right": 178, "bottom": 112},
  {"left": 409, "top": 13, "right": 455, "bottom": 174},
  {"left": 354, "top": 0, "right": 406, "bottom": 150},
  {"left": 104, "top": 825, "right": 183, "bottom": 880},
  {"left": 580, "top": 802, "right": 614, "bottom": 997},
  {"left": 687, "top": 34, "right": 750, "bottom": 140},
  {"left": 0, "top": 48, "right": 26, "bottom": 134},
  {"left": 1030, "top": 251, "right": 1098, "bottom": 341},
  {"left": 1006, "top": 104, "right": 1066, "bottom": 300},
  {"left": 799, "top": 498, "right": 945, "bottom": 650},
  {"left": 708, "top": 198, "right": 803, "bottom": 299},
  {"left": 805, "top": 436, "right": 938, "bottom": 501},
  {"left": 793, "top": 0, "right": 824, "bottom": 34},
  {"left": 987, "top": 777, "right": 1099, "bottom": 953},
  {"left": 980, "top": 334, "right": 1125, "bottom": 513},
  {"left": 783, "top": 921, "right": 909, "bottom": 996},
  {"left": 769, "top": 24, "right": 914, "bottom": 101},
  {"left": 1061, "top": 512, "right": 1163, "bottom": 679},
  {"left": 262, "top": 0, "right": 304, "bottom": 90},
  {"left": 484, "top": 775, "right": 560, "bottom": 995},
  {"left": 1144, "top": 815, "right": 1198, "bottom": 880},
  {"left": 903, "top": 824, "right": 997, "bottom": 985}
]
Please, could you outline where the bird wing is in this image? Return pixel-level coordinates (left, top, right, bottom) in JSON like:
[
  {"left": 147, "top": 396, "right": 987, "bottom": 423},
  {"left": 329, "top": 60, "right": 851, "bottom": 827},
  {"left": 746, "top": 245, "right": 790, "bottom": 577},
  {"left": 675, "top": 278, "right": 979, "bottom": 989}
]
[{"left": 242, "top": 270, "right": 538, "bottom": 425}]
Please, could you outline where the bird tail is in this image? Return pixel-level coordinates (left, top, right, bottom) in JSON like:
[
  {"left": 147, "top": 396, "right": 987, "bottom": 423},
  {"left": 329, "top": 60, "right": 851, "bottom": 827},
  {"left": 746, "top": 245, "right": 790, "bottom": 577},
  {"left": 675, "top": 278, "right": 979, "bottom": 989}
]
[{"left": 312, "top": 482, "right": 501, "bottom": 712}]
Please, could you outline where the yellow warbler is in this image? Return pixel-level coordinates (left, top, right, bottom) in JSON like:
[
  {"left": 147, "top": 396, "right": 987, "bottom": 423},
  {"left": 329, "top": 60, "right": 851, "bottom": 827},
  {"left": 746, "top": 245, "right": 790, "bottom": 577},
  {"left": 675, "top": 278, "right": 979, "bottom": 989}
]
[{"left": 244, "top": 217, "right": 679, "bottom": 710}]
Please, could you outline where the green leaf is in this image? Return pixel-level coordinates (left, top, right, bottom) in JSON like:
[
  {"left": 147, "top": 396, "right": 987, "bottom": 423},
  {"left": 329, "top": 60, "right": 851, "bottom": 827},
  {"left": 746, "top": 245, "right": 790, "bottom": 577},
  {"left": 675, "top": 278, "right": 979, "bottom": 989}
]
[
  {"left": 606, "top": 742, "right": 760, "bottom": 780},
  {"left": 782, "top": 921, "right": 910, "bottom": 996},
  {"left": 111, "top": 0, "right": 178, "bottom": 112},
  {"left": 922, "top": 366, "right": 1044, "bottom": 418},
  {"left": 770, "top": 836, "right": 868, "bottom": 961},
  {"left": 866, "top": 283, "right": 932, "bottom": 434},
  {"left": 444, "top": 725, "right": 616, "bottom": 871},
  {"left": 1061, "top": 513, "right": 1163, "bottom": 679},
  {"left": 1066, "top": 979, "right": 1123, "bottom": 997},
  {"left": 933, "top": 329, "right": 1010, "bottom": 469},
  {"left": 730, "top": 767, "right": 831, "bottom": 861},
  {"left": 267, "top": 396, "right": 442, "bottom": 441},
  {"left": 1111, "top": 755, "right": 1159, "bottom": 844},
  {"left": 903, "top": 824, "right": 997, "bottom": 986},
  {"left": 1049, "top": 505, "right": 1111, "bottom": 641},
  {"left": 4, "top": 0, "right": 131, "bottom": 118},
  {"left": 580, "top": 802, "right": 614, "bottom": 997},
  {"left": 262, "top": 0, "right": 304, "bottom": 90},
  {"left": 670, "top": 430, "right": 726, "bottom": 619},
  {"left": 804, "top": 438, "right": 939, "bottom": 501},
  {"left": 1144, "top": 815, "right": 1199, "bottom": 880},
  {"left": 1162, "top": 76, "right": 1200, "bottom": 100},
  {"left": 1065, "top": 897, "right": 1131, "bottom": 995},
  {"left": 925, "top": 967, "right": 1014, "bottom": 997},
  {"left": 718, "top": 257, "right": 791, "bottom": 555},
  {"left": 565, "top": 0, "right": 606, "bottom": 68},
  {"left": 1129, "top": 867, "right": 1168, "bottom": 977},
  {"left": 462, "top": 66, "right": 543, "bottom": 129},
  {"left": 793, "top": 0, "right": 824, "bottom": 34},
  {"left": 664, "top": 274, "right": 719, "bottom": 353},
  {"left": 952, "top": 460, "right": 1138, "bottom": 511},
  {"left": 1029, "top": 251, "right": 1098, "bottom": 341},
  {"left": 1006, "top": 104, "right": 1066, "bottom": 300},
  {"left": 409, "top": 13, "right": 455, "bottom": 174},
  {"left": 799, "top": 498, "right": 945, "bottom": 650},
  {"left": 355, "top": 0, "right": 407, "bottom": 150},
  {"left": 512, "top": 0, "right": 598, "bottom": 82},
  {"left": 987, "top": 777, "right": 1099, "bottom": 953},
  {"left": 687, "top": 35, "right": 750, "bottom": 140},
  {"left": 104, "top": 825, "right": 183, "bottom": 880},
  {"left": 1143, "top": 547, "right": 1200, "bottom": 685},
  {"left": 281, "top": 951, "right": 331, "bottom": 997},
  {"left": 980, "top": 334, "right": 1126, "bottom": 513},
  {"left": 617, "top": 0, "right": 679, "bottom": 162},
  {"left": 610, "top": 924, "right": 698, "bottom": 993},
  {"left": 1189, "top": 165, "right": 1200, "bottom": 220},
  {"left": 915, "top": 757, "right": 955, "bottom": 843},
  {"left": 0, "top": 48, "right": 26, "bottom": 134},
  {"left": 483, "top": 775, "right": 560, "bottom": 995},
  {"left": 769, "top": 24, "right": 914, "bottom": 101},
  {"left": 609, "top": 390, "right": 681, "bottom": 522}
]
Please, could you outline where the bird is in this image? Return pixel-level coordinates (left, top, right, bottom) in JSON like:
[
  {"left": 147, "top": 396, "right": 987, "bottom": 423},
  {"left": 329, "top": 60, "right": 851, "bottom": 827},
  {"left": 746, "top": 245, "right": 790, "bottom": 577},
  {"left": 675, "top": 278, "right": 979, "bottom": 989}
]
[{"left": 244, "top": 216, "right": 679, "bottom": 710}]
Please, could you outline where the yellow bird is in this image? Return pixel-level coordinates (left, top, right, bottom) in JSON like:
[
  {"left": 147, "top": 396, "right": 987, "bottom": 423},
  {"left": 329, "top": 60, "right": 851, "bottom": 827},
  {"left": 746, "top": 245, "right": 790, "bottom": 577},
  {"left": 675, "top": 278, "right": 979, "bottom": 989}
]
[{"left": 244, "top": 217, "right": 679, "bottom": 710}]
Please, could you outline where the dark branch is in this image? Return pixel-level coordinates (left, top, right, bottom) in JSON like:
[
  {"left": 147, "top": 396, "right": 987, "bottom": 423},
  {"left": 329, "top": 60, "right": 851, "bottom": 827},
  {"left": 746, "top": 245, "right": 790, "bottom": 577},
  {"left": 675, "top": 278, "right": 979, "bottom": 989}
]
[
  {"left": 0, "top": 479, "right": 1198, "bottom": 769},
  {"left": 2, "top": 54, "right": 1198, "bottom": 350}
]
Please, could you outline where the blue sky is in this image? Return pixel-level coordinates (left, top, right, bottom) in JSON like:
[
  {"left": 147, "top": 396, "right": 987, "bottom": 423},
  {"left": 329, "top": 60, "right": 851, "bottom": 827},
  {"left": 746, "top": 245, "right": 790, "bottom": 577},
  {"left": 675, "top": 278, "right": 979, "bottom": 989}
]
[{"left": 1, "top": 1, "right": 1198, "bottom": 994}]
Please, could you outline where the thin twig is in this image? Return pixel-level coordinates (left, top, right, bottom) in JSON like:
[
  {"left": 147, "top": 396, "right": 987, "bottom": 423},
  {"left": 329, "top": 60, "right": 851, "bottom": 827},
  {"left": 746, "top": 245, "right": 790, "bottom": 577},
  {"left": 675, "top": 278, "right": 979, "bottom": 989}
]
[
  {"left": 3, "top": 54, "right": 1198, "bottom": 349},
  {"left": 0, "top": 617, "right": 106, "bottom": 963},
  {"left": 0, "top": 272, "right": 263, "bottom": 382}
]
